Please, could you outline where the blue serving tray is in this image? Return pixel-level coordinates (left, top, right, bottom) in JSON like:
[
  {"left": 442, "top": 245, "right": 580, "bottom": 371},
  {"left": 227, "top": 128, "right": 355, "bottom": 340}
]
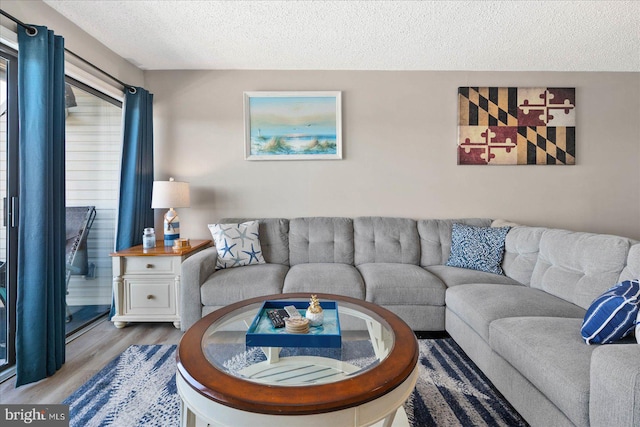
[{"left": 246, "top": 300, "right": 341, "bottom": 348}]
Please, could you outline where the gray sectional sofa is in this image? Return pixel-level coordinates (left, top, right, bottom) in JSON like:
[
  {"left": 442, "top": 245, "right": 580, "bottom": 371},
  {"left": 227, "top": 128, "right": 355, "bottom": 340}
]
[{"left": 181, "top": 216, "right": 640, "bottom": 427}]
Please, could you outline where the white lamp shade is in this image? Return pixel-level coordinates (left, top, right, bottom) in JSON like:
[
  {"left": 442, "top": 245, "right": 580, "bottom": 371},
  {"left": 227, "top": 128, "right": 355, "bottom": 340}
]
[{"left": 151, "top": 179, "right": 191, "bottom": 208}]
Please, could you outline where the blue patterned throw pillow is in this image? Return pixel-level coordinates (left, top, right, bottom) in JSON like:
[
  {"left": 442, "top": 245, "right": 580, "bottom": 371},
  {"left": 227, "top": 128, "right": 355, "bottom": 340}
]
[
  {"left": 446, "top": 223, "right": 510, "bottom": 275},
  {"left": 581, "top": 280, "right": 640, "bottom": 344},
  {"left": 208, "top": 221, "right": 266, "bottom": 269}
]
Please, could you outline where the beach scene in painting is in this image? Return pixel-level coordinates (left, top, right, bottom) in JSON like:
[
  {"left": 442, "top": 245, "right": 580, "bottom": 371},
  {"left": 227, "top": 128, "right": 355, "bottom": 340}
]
[{"left": 249, "top": 96, "right": 338, "bottom": 157}]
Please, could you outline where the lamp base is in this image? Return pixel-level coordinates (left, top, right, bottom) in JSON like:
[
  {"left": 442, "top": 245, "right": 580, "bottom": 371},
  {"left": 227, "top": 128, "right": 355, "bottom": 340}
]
[
  {"left": 164, "top": 238, "right": 178, "bottom": 247},
  {"left": 164, "top": 208, "right": 180, "bottom": 247}
]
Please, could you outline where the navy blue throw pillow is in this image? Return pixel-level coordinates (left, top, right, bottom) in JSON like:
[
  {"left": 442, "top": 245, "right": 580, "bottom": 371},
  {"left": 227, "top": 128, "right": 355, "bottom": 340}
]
[
  {"left": 581, "top": 280, "right": 640, "bottom": 344},
  {"left": 446, "top": 223, "right": 510, "bottom": 275}
]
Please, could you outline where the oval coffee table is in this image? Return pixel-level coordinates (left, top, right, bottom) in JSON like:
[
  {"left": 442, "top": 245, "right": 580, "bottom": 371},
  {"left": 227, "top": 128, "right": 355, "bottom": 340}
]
[{"left": 176, "top": 293, "right": 419, "bottom": 427}]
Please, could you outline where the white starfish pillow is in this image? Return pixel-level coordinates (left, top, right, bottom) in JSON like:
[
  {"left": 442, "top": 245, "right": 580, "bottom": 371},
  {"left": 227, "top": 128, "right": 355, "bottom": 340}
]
[{"left": 208, "top": 221, "right": 266, "bottom": 269}]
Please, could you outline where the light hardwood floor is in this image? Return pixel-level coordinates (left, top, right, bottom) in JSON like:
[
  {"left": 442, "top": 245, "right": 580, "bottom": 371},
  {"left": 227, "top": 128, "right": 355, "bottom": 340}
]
[{"left": 0, "top": 317, "right": 183, "bottom": 404}]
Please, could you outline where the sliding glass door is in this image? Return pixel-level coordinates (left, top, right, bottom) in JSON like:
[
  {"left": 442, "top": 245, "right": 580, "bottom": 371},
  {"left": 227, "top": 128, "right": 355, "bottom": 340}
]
[
  {"left": 63, "top": 79, "right": 122, "bottom": 334},
  {"left": 0, "top": 43, "right": 122, "bottom": 374},
  {"left": 0, "top": 49, "right": 18, "bottom": 373}
]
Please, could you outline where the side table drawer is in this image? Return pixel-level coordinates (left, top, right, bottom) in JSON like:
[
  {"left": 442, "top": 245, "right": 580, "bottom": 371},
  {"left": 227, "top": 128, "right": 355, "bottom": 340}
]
[
  {"left": 124, "top": 256, "right": 175, "bottom": 274},
  {"left": 125, "top": 278, "right": 176, "bottom": 315}
]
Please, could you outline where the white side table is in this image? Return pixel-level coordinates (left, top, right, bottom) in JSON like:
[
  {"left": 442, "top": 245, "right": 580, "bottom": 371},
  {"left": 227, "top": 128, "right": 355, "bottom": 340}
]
[{"left": 110, "top": 239, "right": 211, "bottom": 329}]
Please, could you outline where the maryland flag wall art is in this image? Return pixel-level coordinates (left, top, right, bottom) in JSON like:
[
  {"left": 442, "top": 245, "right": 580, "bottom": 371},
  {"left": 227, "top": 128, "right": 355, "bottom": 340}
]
[{"left": 458, "top": 87, "right": 575, "bottom": 165}]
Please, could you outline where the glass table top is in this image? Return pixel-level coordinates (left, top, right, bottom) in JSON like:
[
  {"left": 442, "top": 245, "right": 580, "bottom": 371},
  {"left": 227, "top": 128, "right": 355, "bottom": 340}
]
[{"left": 201, "top": 296, "right": 395, "bottom": 386}]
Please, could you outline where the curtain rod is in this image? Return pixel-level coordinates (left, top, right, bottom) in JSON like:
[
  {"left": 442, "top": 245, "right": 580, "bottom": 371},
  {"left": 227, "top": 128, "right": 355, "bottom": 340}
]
[{"left": 0, "top": 9, "right": 136, "bottom": 94}]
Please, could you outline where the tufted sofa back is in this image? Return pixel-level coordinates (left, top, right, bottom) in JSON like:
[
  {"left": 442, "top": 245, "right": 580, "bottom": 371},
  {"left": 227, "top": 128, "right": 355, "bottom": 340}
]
[
  {"left": 501, "top": 226, "right": 545, "bottom": 286},
  {"left": 220, "top": 218, "right": 290, "bottom": 266},
  {"left": 416, "top": 219, "right": 544, "bottom": 287},
  {"left": 617, "top": 243, "right": 640, "bottom": 282},
  {"left": 289, "top": 217, "right": 354, "bottom": 266},
  {"left": 218, "top": 217, "right": 638, "bottom": 305},
  {"left": 529, "top": 229, "right": 633, "bottom": 309},
  {"left": 354, "top": 217, "right": 420, "bottom": 265}
]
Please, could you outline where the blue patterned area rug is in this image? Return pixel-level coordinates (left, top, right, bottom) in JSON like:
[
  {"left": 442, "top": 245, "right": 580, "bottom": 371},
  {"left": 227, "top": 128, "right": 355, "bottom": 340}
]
[{"left": 63, "top": 339, "right": 527, "bottom": 427}]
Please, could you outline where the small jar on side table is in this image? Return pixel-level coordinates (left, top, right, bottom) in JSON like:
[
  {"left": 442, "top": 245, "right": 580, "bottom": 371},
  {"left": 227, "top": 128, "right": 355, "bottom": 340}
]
[{"left": 110, "top": 239, "right": 211, "bottom": 329}]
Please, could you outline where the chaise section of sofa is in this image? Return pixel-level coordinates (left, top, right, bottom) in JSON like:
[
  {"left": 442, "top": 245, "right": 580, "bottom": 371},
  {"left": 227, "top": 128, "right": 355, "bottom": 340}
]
[
  {"left": 490, "top": 316, "right": 595, "bottom": 426},
  {"left": 446, "top": 227, "right": 638, "bottom": 426},
  {"left": 590, "top": 343, "right": 640, "bottom": 426},
  {"left": 586, "top": 243, "right": 640, "bottom": 427}
]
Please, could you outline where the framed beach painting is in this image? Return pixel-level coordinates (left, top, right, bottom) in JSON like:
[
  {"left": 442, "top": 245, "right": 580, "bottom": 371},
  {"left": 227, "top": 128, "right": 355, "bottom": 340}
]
[{"left": 244, "top": 91, "right": 342, "bottom": 160}]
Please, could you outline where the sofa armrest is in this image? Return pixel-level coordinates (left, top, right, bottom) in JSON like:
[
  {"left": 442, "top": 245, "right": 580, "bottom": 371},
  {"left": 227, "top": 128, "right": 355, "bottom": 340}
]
[
  {"left": 181, "top": 247, "right": 218, "bottom": 331},
  {"left": 590, "top": 343, "right": 640, "bottom": 427}
]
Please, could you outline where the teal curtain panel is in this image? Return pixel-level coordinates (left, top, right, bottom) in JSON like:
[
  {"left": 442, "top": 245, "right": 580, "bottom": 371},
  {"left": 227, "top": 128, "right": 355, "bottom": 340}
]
[
  {"left": 111, "top": 88, "right": 154, "bottom": 318},
  {"left": 16, "top": 25, "right": 66, "bottom": 386},
  {"left": 115, "top": 87, "right": 154, "bottom": 252}
]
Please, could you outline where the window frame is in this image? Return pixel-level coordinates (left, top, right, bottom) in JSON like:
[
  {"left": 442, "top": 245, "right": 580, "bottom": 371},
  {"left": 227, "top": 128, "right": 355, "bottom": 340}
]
[{"left": 0, "top": 45, "right": 19, "bottom": 378}]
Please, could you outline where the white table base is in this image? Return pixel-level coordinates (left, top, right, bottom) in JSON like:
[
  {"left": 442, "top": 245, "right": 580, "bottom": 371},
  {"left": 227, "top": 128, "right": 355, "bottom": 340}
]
[{"left": 177, "top": 363, "right": 418, "bottom": 427}]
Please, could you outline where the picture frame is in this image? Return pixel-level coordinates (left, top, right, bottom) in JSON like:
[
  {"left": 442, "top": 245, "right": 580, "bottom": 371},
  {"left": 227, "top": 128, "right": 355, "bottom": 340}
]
[
  {"left": 244, "top": 91, "right": 342, "bottom": 160},
  {"left": 457, "top": 87, "right": 576, "bottom": 165}
]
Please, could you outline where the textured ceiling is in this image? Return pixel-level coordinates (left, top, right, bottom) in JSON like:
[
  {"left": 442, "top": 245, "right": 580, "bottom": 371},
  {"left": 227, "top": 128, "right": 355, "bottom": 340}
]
[{"left": 43, "top": 0, "right": 640, "bottom": 71}]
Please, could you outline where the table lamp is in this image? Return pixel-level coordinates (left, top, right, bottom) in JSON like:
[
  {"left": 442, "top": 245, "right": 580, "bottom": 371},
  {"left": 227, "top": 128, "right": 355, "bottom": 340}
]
[{"left": 151, "top": 177, "right": 191, "bottom": 246}]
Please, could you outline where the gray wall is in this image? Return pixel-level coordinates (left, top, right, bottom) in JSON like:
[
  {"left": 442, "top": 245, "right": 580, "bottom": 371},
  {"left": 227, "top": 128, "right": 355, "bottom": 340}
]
[{"left": 146, "top": 70, "right": 640, "bottom": 240}]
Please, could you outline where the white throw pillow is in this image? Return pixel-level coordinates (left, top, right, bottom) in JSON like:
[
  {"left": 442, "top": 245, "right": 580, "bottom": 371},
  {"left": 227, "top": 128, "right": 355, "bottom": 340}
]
[{"left": 208, "top": 221, "right": 266, "bottom": 269}]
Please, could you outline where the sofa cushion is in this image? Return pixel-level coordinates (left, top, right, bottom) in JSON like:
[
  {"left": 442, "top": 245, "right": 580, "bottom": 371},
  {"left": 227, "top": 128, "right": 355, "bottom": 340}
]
[
  {"left": 289, "top": 217, "right": 354, "bottom": 266},
  {"left": 283, "top": 263, "right": 365, "bottom": 299},
  {"left": 200, "top": 264, "right": 288, "bottom": 306},
  {"left": 417, "top": 218, "right": 492, "bottom": 266},
  {"left": 446, "top": 283, "right": 585, "bottom": 341},
  {"left": 426, "top": 265, "right": 522, "bottom": 288},
  {"left": 489, "top": 317, "right": 594, "bottom": 426},
  {"left": 357, "top": 263, "right": 446, "bottom": 306},
  {"left": 208, "top": 221, "right": 266, "bottom": 269},
  {"left": 501, "top": 226, "right": 545, "bottom": 285},
  {"left": 354, "top": 217, "right": 420, "bottom": 265},
  {"left": 581, "top": 280, "right": 640, "bottom": 344},
  {"left": 446, "top": 223, "right": 510, "bottom": 275},
  {"left": 590, "top": 343, "right": 640, "bottom": 427},
  {"left": 618, "top": 243, "right": 640, "bottom": 282},
  {"left": 530, "top": 229, "right": 633, "bottom": 309},
  {"left": 221, "top": 217, "right": 289, "bottom": 265}
]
